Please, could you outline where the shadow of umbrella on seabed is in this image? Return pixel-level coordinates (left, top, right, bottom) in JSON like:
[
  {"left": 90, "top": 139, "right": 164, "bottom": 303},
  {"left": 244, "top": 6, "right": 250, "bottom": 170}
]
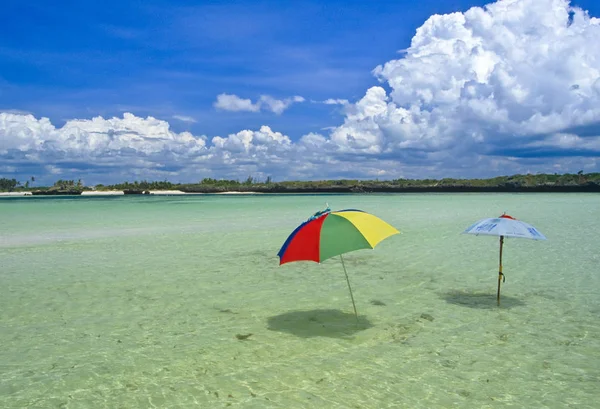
[
  {"left": 461, "top": 213, "right": 547, "bottom": 306},
  {"left": 276, "top": 205, "right": 400, "bottom": 322}
]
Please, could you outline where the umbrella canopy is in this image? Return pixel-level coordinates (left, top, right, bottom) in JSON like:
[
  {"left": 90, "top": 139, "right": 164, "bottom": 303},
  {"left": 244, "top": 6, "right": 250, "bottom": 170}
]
[
  {"left": 462, "top": 213, "right": 547, "bottom": 305},
  {"left": 462, "top": 213, "right": 547, "bottom": 240},
  {"left": 277, "top": 207, "right": 399, "bottom": 321},
  {"left": 278, "top": 208, "right": 400, "bottom": 265}
]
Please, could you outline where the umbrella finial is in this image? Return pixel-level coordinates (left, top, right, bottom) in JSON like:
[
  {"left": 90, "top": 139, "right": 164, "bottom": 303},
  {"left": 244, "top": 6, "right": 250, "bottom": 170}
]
[{"left": 308, "top": 204, "right": 331, "bottom": 221}]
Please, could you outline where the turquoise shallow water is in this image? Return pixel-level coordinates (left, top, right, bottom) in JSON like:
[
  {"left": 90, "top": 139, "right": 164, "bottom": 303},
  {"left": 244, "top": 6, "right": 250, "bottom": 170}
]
[{"left": 0, "top": 193, "right": 599, "bottom": 408}]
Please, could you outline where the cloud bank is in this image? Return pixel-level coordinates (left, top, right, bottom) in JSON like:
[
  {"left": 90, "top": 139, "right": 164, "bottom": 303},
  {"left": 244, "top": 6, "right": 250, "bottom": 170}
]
[{"left": 2, "top": 0, "right": 600, "bottom": 184}]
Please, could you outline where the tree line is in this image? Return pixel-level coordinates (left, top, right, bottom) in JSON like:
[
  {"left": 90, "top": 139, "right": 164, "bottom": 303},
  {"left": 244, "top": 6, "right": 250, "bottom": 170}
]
[{"left": 1, "top": 172, "right": 599, "bottom": 193}]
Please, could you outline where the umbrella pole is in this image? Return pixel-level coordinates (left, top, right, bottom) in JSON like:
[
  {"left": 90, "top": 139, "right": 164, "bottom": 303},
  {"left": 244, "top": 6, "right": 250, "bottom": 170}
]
[
  {"left": 497, "top": 235, "right": 504, "bottom": 306},
  {"left": 340, "top": 255, "right": 359, "bottom": 323}
]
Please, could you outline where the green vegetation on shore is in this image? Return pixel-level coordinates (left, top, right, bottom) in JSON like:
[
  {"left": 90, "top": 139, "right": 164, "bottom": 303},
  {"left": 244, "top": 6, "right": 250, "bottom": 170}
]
[{"left": 1, "top": 172, "right": 600, "bottom": 194}]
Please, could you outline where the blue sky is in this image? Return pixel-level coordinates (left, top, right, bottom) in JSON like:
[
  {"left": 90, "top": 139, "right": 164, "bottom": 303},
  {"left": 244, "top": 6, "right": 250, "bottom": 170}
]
[
  {"left": 1, "top": 0, "right": 491, "bottom": 135},
  {"left": 2, "top": 0, "right": 600, "bottom": 184}
]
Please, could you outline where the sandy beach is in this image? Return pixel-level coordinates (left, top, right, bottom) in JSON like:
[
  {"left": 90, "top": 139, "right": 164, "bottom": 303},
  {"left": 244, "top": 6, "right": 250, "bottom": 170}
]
[
  {"left": 0, "top": 190, "right": 264, "bottom": 197},
  {"left": 147, "top": 190, "right": 187, "bottom": 195},
  {"left": 0, "top": 192, "right": 32, "bottom": 196},
  {"left": 81, "top": 191, "right": 125, "bottom": 196}
]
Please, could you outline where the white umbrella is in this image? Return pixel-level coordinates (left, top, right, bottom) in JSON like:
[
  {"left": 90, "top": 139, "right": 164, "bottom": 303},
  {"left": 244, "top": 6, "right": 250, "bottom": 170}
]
[{"left": 462, "top": 213, "right": 547, "bottom": 305}]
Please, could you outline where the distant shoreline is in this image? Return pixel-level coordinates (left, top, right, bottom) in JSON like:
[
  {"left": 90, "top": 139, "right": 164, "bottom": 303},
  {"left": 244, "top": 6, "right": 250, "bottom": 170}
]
[
  {"left": 3, "top": 172, "right": 599, "bottom": 195},
  {"left": 0, "top": 190, "right": 264, "bottom": 196},
  {"left": 2, "top": 186, "right": 599, "bottom": 196}
]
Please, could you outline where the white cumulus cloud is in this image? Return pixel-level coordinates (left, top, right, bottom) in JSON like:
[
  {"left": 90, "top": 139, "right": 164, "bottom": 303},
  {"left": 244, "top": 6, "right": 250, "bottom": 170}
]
[
  {"left": 213, "top": 94, "right": 261, "bottom": 113},
  {"left": 213, "top": 93, "right": 304, "bottom": 114},
  {"left": 356, "top": 0, "right": 600, "bottom": 162},
  {"left": 0, "top": 112, "right": 208, "bottom": 182}
]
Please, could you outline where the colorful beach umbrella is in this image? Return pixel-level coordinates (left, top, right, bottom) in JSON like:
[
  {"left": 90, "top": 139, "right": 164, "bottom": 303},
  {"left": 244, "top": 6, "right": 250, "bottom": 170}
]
[
  {"left": 277, "top": 206, "right": 400, "bottom": 321},
  {"left": 462, "top": 213, "right": 547, "bottom": 305}
]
